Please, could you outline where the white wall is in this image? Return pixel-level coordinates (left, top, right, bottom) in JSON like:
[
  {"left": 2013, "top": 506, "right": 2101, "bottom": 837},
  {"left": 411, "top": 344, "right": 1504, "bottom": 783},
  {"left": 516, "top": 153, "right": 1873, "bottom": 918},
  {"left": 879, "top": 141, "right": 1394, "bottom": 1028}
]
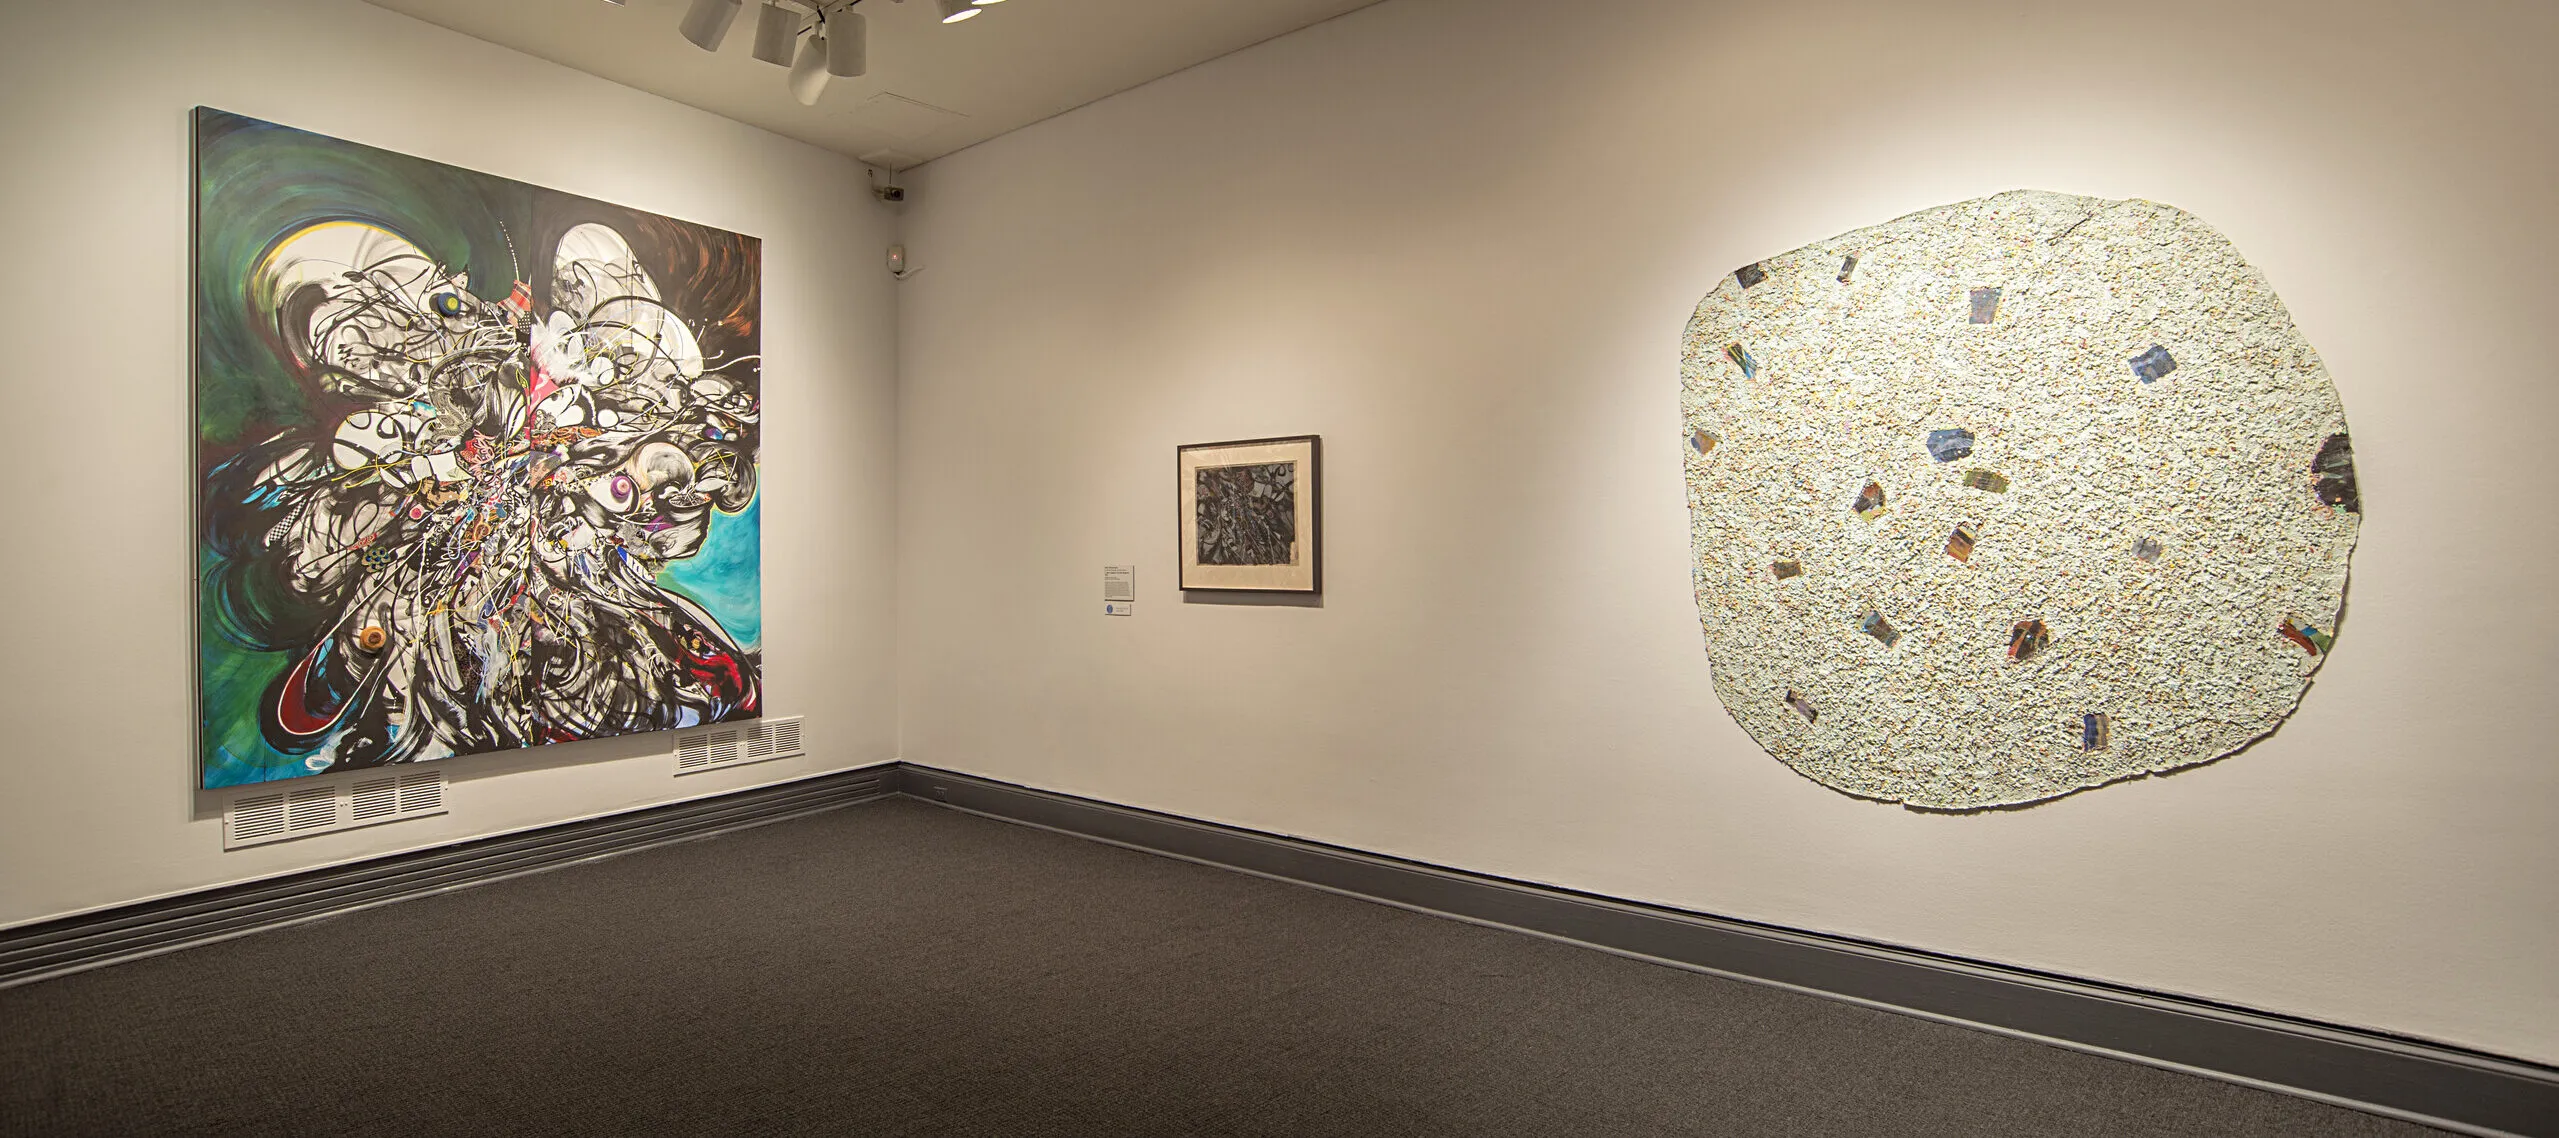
[
  {"left": 896, "top": 0, "right": 2559, "bottom": 1063},
  {"left": 0, "top": 0, "right": 899, "bottom": 926}
]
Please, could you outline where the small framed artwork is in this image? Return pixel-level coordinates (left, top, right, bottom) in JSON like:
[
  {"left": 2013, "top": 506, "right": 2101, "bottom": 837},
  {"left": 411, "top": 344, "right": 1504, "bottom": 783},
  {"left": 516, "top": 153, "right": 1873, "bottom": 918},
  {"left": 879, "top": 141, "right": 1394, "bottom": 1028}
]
[{"left": 1177, "top": 435, "right": 1321, "bottom": 593}]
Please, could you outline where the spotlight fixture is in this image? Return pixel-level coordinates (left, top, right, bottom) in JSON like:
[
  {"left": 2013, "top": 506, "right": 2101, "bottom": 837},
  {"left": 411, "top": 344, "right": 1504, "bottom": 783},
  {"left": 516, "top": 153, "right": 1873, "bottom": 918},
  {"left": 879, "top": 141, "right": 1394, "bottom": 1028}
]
[
  {"left": 788, "top": 26, "right": 831, "bottom": 104},
  {"left": 752, "top": 1, "right": 800, "bottom": 65},
  {"left": 674, "top": 0, "right": 1008, "bottom": 102},
  {"left": 677, "top": 0, "right": 743, "bottom": 50},
  {"left": 827, "top": 11, "right": 868, "bottom": 78}
]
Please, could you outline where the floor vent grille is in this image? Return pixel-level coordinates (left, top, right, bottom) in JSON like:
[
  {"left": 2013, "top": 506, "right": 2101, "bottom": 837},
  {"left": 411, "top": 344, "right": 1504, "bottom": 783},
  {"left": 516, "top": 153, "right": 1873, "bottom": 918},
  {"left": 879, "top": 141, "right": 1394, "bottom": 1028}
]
[
  {"left": 676, "top": 716, "right": 805, "bottom": 775},
  {"left": 224, "top": 771, "right": 449, "bottom": 850}
]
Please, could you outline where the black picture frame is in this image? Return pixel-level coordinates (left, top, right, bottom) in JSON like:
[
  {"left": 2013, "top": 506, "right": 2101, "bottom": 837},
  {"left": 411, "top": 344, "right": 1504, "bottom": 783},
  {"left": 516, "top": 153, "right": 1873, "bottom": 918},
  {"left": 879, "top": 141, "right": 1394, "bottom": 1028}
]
[{"left": 1176, "top": 434, "right": 1322, "bottom": 594}]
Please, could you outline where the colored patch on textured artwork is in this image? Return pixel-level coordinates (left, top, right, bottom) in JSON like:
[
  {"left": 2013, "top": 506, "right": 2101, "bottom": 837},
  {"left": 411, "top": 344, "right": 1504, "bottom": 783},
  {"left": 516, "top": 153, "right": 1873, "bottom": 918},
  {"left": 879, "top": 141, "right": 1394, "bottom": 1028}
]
[
  {"left": 1963, "top": 469, "right": 2009, "bottom": 493},
  {"left": 1785, "top": 690, "right": 1818, "bottom": 723},
  {"left": 1852, "top": 481, "right": 1887, "bottom": 520},
  {"left": 2130, "top": 344, "right": 2177, "bottom": 383},
  {"left": 2008, "top": 619, "right": 2050, "bottom": 663},
  {"left": 1690, "top": 428, "right": 1719, "bottom": 455},
  {"left": 1837, "top": 254, "right": 1858, "bottom": 284},
  {"left": 1860, "top": 610, "right": 1900, "bottom": 649},
  {"left": 1926, "top": 428, "right": 1975, "bottom": 463},
  {"left": 2081, "top": 712, "right": 2111, "bottom": 751},
  {"left": 1734, "top": 262, "right": 1768, "bottom": 289},
  {"left": 2279, "top": 618, "right": 2333, "bottom": 655},
  {"left": 2132, "top": 536, "right": 2163, "bottom": 562},
  {"left": 1725, "top": 342, "right": 1758, "bottom": 379},
  {"left": 1969, "top": 287, "right": 2001, "bottom": 324},
  {"left": 1771, "top": 559, "right": 1804, "bottom": 580},
  {"left": 1946, "top": 524, "right": 1976, "bottom": 562},
  {"left": 2311, "top": 432, "right": 2359, "bottom": 513}
]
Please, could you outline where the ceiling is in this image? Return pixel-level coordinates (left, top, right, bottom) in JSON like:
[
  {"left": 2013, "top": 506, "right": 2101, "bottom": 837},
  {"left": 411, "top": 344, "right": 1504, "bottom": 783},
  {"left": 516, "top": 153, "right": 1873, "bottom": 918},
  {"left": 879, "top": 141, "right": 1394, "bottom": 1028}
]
[{"left": 365, "top": 0, "right": 1386, "bottom": 170}]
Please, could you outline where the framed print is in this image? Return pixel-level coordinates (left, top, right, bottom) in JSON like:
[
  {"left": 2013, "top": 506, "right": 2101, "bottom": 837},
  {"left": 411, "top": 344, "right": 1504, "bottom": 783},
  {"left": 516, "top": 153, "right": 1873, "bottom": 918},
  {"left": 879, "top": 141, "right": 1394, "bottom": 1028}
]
[{"left": 1177, "top": 435, "right": 1321, "bottom": 593}]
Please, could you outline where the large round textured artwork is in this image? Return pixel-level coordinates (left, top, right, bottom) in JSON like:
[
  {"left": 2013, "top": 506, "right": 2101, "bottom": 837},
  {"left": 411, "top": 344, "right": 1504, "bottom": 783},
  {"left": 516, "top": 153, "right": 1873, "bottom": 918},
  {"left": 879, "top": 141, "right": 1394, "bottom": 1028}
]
[{"left": 1680, "top": 190, "right": 2359, "bottom": 809}]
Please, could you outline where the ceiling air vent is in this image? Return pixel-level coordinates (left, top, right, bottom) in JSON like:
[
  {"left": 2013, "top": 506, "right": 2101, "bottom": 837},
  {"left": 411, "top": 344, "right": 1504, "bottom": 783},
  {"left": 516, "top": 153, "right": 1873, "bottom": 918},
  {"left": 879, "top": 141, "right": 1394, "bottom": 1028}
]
[
  {"left": 676, "top": 716, "right": 803, "bottom": 775},
  {"left": 224, "top": 770, "right": 450, "bottom": 850}
]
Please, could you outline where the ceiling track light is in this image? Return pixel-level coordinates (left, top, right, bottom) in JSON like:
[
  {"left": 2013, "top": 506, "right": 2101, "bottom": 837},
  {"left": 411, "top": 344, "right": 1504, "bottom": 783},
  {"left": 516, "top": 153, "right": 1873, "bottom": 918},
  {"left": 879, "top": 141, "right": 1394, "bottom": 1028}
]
[
  {"left": 828, "top": 11, "right": 868, "bottom": 78},
  {"left": 677, "top": 0, "right": 743, "bottom": 51},
  {"left": 676, "top": 0, "right": 1004, "bottom": 104},
  {"left": 788, "top": 25, "right": 831, "bottom": 104},
  {"left": 751, "top": 1, "right": 800, "bottom": 66}
]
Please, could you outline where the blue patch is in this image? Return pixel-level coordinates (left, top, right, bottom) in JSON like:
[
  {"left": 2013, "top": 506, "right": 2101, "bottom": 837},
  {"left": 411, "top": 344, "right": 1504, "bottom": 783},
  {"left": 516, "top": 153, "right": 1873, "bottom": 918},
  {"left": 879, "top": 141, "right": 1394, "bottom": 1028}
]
[
  {"left": 2130, "top": 344, "right": 2177, "bottom": 383},
  {"left": 1926, "top": 428, "right": 1974, "bottom": 463},
  {"left": 1969, "top": 287, "right": 2000, "bottom": 324}
]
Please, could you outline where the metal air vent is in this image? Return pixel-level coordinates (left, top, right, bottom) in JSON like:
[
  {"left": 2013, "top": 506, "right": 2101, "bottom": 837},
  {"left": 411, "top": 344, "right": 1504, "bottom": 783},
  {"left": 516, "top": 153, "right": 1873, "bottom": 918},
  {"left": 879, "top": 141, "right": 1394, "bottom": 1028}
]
[
  {"left": 224, "top": 770, "right": 449, "bottom": 850},
  {"left": 675, "top": 716, "right": 804, "bottom": 775}
]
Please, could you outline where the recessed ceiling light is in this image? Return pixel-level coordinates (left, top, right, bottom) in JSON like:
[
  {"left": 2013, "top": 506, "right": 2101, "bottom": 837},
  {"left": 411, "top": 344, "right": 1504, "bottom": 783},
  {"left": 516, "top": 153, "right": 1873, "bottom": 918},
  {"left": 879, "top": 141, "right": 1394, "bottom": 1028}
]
[{"left": 937, "top": 0, "right": 982, "bottom": 23}]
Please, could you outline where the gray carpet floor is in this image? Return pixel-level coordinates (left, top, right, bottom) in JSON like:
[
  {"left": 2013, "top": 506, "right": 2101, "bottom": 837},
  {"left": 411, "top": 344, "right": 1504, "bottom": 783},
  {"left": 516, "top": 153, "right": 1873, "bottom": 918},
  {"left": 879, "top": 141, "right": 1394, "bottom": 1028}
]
[{"left": 1, "top": 797, "right": 2443, "bottom": 1137}]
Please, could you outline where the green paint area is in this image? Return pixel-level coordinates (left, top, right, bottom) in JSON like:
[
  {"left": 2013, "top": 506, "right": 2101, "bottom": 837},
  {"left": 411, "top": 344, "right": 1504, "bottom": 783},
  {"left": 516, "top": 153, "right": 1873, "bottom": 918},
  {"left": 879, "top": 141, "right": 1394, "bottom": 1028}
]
[
  {"left": 195, "top": 110, "right": 517, "bottom": 451},
  {"left": 199, "top": 553, "right": 309, "bottom": 789}
]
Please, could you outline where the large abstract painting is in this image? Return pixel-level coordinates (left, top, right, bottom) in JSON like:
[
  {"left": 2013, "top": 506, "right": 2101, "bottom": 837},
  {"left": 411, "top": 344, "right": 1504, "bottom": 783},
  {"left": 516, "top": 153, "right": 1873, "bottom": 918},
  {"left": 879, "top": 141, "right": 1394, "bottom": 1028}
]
[
  {"left": 195, "top": 109, "right": 762, "bottom": 789},
  {"left": 1681, "top": 191, "right": 2358, "bottom": 809}
]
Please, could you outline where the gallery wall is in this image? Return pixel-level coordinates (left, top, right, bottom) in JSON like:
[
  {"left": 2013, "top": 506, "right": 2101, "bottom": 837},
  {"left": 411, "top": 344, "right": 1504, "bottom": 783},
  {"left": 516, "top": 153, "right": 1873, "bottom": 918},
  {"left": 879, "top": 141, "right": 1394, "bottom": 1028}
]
[
  {"left": 894, "top": 0, "right": 2559, "bottom": 1063},
  {"left": 0, "top": 0, "right": 899, "bottom": 927}
]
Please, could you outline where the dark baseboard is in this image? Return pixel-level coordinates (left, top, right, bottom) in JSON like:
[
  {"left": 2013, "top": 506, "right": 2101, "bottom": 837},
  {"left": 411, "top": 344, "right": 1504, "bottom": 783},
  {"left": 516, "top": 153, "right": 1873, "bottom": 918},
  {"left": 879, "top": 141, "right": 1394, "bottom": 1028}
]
[
  {"left": 0, "top": 764, "right": 894, "bottom": 989},
  {"left": 896, "top": 764, "right": 2559, "bottom": 1138},
  {"left": 6, "top": 760, "right": 2552, "bottom": 1136}
]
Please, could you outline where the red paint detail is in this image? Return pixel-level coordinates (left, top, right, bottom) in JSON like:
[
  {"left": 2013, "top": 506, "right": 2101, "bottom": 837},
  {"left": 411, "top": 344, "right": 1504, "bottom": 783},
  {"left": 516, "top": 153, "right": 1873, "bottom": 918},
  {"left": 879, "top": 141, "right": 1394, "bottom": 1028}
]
[
  {"left": 272, "top": 648, "right": 347, "bottom": 738},
  {"left": 678, "top": 636, "right": 752, "bottom": 709},
  {"left": 2279, "top": 623, "right": 2321, "bottom": 655},
  {"left": 525, "top": 365, "right": 561, "bottom": 429}
]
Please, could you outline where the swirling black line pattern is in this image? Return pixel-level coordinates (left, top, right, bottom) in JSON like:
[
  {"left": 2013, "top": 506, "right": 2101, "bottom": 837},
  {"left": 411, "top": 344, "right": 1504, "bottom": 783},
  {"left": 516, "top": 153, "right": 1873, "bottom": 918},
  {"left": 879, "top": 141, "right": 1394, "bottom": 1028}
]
[{"left": 195, "top": 109, "right": 761, "bottom": 787}]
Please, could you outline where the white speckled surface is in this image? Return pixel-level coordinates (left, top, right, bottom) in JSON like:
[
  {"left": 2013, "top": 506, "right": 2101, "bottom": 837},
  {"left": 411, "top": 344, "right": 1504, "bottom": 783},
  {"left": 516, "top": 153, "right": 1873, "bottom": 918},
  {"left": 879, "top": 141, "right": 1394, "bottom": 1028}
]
[{"left": 1682, "top": 190, "right": 2359, "bottom": 809}]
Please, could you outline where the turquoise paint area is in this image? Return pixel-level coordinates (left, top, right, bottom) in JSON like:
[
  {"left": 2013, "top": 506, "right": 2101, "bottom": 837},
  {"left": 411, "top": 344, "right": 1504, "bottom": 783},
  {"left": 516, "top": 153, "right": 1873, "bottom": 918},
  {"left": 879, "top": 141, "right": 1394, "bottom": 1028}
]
[{"left": 661, "top": 493, "right": 763, "bottom": 653}]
